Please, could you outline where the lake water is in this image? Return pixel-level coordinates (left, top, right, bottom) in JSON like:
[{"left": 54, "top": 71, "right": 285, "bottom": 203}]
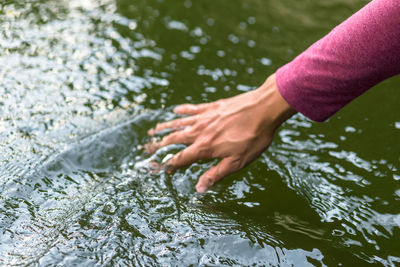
[{"left": 1, "top": 0, "right": 399, "bottom": 265}]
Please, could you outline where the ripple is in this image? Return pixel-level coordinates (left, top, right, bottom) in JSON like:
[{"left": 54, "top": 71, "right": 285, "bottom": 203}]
[{"left": 1, "top": 0, "right": 400, "bottom": 265}]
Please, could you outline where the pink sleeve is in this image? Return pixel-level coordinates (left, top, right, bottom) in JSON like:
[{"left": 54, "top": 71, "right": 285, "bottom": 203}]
[{"left": 276, "top": 0, "right": 400, "bottom": 122}]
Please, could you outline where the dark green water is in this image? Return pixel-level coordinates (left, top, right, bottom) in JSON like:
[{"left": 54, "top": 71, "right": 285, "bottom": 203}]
[{"left": 0, "top": 0, "right": 399, "bottom": 265}]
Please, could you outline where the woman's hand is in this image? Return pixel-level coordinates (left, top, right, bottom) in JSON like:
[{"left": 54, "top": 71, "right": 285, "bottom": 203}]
[{"left": 147, "top": 73, "right": 296, "bottom": 193}]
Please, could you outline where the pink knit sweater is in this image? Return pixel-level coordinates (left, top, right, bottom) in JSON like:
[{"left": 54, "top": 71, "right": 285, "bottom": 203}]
[{"left": 276, "top": 0, "right": 400, "bottom": 122}]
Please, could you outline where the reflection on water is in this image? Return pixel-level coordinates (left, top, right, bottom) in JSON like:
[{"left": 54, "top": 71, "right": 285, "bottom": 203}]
[{"left": 0, "top": 0, "right": 400, "bottom": 265}]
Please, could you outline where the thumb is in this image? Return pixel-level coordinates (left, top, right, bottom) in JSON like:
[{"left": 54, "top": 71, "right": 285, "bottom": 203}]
[{"left": 196, "top": 157, "right": 241, "bottom": 194}]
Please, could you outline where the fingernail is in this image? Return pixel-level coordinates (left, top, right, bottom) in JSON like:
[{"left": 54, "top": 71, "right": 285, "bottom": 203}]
[
  {"left": 173, "top": 106, "right": 183, "bottom": 113},
  {"left": 196, "top": 184, "right": 208, "bottom": 194}
]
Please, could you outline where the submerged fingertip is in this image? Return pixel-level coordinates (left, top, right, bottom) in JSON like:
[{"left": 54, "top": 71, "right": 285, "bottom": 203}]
[
  {"left": 144, "top": 140, "right": 158, "bottom": 155},
  {"left": 196, "top": 181, "right": 209, "bottom": 194},
  {"left": 165, "top": 165, "right": 175, "bottom": 174},
  {"left": 148, "top": 161, "right": 162, "bottom": 173},
  {"left": 196, "top": 184, "right": 208, "bottom": 194}
]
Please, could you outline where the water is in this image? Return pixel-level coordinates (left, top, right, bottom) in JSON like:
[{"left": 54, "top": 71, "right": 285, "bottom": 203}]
[{"left": 0, "top": 0, "right": 399, "bottom": 265}]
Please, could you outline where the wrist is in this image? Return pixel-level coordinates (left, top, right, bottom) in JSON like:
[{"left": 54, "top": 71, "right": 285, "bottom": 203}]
[{"left": 255, "top": 73, "right": 297, "bottom": 130}]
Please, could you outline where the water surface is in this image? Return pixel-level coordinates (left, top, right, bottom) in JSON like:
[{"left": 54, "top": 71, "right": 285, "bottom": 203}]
[{"left": 0, "top": 0, "right": 399, "bottom": 265}]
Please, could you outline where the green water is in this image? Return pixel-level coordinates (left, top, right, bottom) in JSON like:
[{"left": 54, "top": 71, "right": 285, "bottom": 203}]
[{"left": 0, "top": 0, "right": 399, "bottom": 265}]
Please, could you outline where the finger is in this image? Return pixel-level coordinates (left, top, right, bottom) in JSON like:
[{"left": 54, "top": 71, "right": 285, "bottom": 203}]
[
  {"left": 144, "top": 138, "right": 159, "bottom": 154},
  {"left": 166, "top": 143, "right": 212, "bottom": 171},
  {"left": 145, "top": 130, "right": 195, "bottom": 154},
  {"left": 173, "top": 103, "right": 216, "bottom": 115},
  {"left": 148, "top": 116, "right": 198, "bottom": 136},
  {"left": 158, "top": 130, "right": 195, "bottom": 148},
  {"left": 195, "top": 157, "right": 241, "bottom": 194}
]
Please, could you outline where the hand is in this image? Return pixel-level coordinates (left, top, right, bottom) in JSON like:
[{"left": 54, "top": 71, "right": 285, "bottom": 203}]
[{"left": 147, "top": 73, "right": 296, "bottom": 193}]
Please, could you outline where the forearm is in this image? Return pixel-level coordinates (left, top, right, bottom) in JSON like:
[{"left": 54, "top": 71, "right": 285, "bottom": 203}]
[{"left": 276, "top": 0, "right": 400, "bottom": 122}]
